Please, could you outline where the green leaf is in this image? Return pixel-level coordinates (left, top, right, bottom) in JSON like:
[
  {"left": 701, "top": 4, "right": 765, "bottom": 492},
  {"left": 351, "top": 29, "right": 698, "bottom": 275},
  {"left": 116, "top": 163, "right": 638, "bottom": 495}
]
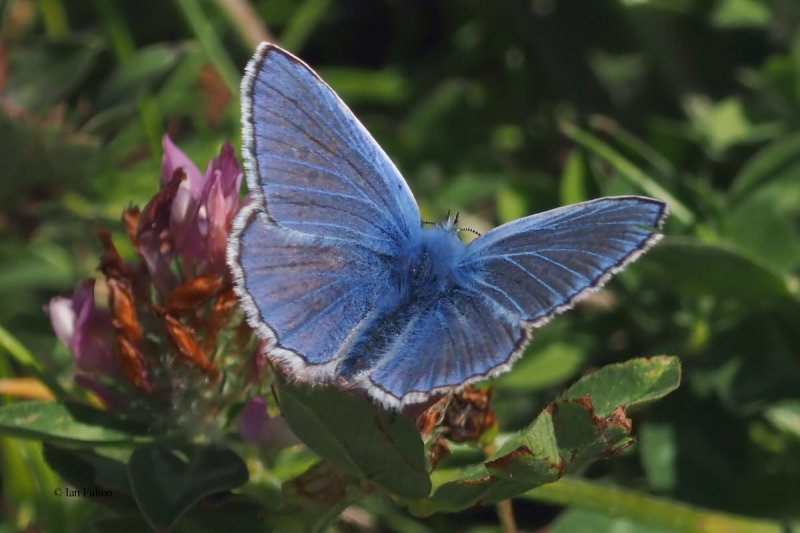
[
  {"left": 279, "top": 384, "right": 431, "bottom": 499},
  {"left": 560, "top": 356, "right": 681, "bottom": 417},
  {"left": 560, "top": 122, "right": 694, "bottom": 223},
  {"left": 640, "top": 236, "right": 795, "bottom": 301},
  {"left": 729, "top": 131, "right": 800, "bottom": 202},
  {"left": 97, "top": 43, "right": 184, "bottom": 108},
  {"left": 683, "top": 96, "right": 781, "bottom": 158},
  {"left": 0, "top": 401, "right": 150, "bottom": 445},
  {"left": 0, "top": 241, "right": 75, "bottom": 292},
  {"left": 587, "top": 115, "right": 677, "bottom": 178},
  {"left": 128, "top": 444, "right": 248, "bottom": 531},
  {"left": 414, "top": 394, "right": 631, "bottom": 515},
  {"left": 553, "top": 507, "right": 674, "bottom": 533},
  {"left": 639, "top": 422, "right": 678, "bottom": 491},
  {"left": 1, "top": 437, "right": 66, "bottom": 533},
  {"left": 559, "top": 150, "right": 588, "bottom": 205},
  {"left": 435, "top": 172, "right": 505, "bottom": 210},
  {"left": 414, "top": 357, "right": 681, "bottom": 514},
  {"left": 712, "top": 0, "right": 771, "bottom": 29},
  {"left": 43, "top": 444, "right": 134, "bottom": 498},
  {"left": 724, "top": 190, "right": 800, "bottom": 273},
  {"left": 280, "top": 0, "right": 333, "bottom": 52},
  {"left": 525, "top": 476, "right": 786, "bottom": 533},
  {"left": 495, "top": 341, "right": 585, "bottom": 392},
  {"left": 724, "top": 133, "right": 800, "bottom": 271},
  {"left": 4, "top": 37, "right": 103, "bottom": 110},
  {"left": 764, "top": 400, "right": 800, "bottom": 439},
  {"left": 319, "top": 68, "right": 409, "bottom": 104},
  {"left": 0, "top": 110, "right": 100, "bottom": 208},
  {"left": 495, "top": 186, "right": 529, "bottom": 225}
]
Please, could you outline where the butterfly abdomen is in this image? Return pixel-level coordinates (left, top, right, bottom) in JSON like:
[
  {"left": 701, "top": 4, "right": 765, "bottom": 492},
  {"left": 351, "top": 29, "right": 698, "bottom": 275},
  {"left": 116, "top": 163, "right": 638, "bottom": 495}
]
[{"left": 332, "top": 226, "right": 469, "bottom": 383}]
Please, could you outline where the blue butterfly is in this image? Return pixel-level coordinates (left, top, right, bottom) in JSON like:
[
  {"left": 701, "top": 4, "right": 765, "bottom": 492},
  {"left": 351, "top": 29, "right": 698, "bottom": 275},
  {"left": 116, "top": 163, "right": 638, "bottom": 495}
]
[{"left": 228, "top": 43, "right": 668, "bottom": 409}]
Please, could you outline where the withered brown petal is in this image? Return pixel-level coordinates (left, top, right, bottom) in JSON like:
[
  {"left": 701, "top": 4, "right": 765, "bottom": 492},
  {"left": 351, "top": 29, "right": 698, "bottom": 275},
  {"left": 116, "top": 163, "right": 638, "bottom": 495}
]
[
  {"left": 163, "top": 314, "right": 220, "bottom": 382},
  {"left": 122, "top": 206, "right": 141, "bottom": 246},
  {"left": 166, "top": 276, "right": 224, "bottom": 315},
  {"left": 204, "top": 287, "right": 238, "bottom": 352},
  {"left": 442, "top": 386, "right": 497, "bottom": 443},
  {"left": 108, "top": 278, "right": 142, "bottom": 345},
  {"left": 115, "top": 336, "right": 150, "bottom": 391},
  {"left": 137, "top": 168, "right": 184, "bottom": 242},
  {"left": 429, "top": 436, "right": 452, "bottom": 471},
  {"left": 96, "top": 228, "right": 133, "bottom": 281},
  {"left": 416, "top": 397, "right": 448, "bottom": 435}
]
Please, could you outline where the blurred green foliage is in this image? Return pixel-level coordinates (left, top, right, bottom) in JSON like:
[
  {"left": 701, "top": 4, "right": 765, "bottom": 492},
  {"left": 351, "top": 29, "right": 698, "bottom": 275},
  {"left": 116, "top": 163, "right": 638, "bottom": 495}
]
[{"left": 2, "top": 0, "right": 800, "bottom": 531}]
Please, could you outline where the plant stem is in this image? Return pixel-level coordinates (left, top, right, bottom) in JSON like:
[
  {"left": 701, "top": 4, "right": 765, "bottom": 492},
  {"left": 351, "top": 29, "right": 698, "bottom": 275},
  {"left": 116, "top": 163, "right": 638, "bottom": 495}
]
[
  {"left": 175, "top": 0, "right": 241, "bottom": 97},
  {"left": 483, "top": 433, "right": 517, "bottom": 533},
  {"left": 92, "top": 0, "right": 162, "bottom": 159},
  {"left": 36, "top": 0, "right": 68, "bottom": 38},
  {"left": 560, "top": 121, "right": 694, "bottom": 224},
  {"left": 496, "top": 499, "right": 517, "bottom": 533},
  {"left": 523, "top": 476, "right": 784, "bottom": 533},
  {"left": 213, "top": 0, "right": 275, "bottom": 50}
]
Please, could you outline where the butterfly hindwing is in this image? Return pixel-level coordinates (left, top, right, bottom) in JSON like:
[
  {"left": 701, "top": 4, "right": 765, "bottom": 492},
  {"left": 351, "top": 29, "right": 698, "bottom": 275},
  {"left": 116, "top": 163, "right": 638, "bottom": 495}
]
[
  {"left": 232, "top": 209, "right": 391, "bottom": 377},
  {"left": 367, "top": 197, "right": 667, "bottom": 404},
  {"left": 367, "top": 291, "right": 524, "bottom": 403}
]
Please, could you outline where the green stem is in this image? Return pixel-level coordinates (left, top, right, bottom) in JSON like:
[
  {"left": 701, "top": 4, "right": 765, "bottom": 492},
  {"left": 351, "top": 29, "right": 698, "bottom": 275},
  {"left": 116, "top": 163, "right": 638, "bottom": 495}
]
[
  {"left": 588, "top": 114, "right": 676, "bottom": 179},
  {"left": 175, "top": 0, "right": 241, "bottom": 106},
  {"left": 91, "top": 0, "right": 135, "bottom": 59},
  {"left": 560, "top": 121, "right": 694, "bottom": 224},
  {"left": 523, "top": 476, "right": 783, "bottom": 533},
  {"left": 0, "top": 324, "right": 68, "bottom": 400},
  {"left": 36, "top": 0, "right": 68, "bottom": 38},
  {"left": 280, "top": 0, "right": 332, "bottom": 52},
  {"left": 213, "top": 0, "right": 275, "bottom": 50},
  {"left": 92, "top": 0, "right": 161, "bottom": 158}
]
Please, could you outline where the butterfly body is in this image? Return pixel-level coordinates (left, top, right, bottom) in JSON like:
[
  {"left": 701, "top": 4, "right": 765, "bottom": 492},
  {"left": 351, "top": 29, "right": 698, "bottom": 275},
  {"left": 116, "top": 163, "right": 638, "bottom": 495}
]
[{"left": 229, "top": 43, "right": 668, "bottom": 409}]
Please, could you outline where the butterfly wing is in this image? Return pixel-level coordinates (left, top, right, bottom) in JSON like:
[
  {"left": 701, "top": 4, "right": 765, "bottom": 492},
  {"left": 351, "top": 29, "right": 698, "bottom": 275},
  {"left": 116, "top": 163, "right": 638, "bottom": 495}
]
[
  {"left": 240, "top": 43, "right": 420, "bottom": 255},
  {"left": 366, "top": 196, "right": 668, "bottom": 405},
  {"left": 229, "top": 43, "right": 420, "bottom": 377}
]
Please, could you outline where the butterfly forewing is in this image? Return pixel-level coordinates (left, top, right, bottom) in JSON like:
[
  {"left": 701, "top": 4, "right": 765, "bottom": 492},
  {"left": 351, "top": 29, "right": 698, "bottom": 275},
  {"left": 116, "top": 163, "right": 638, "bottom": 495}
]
[
  {"left": 241, "top": 43, "right": 420, "bottom": 255},
  {"left": 460, "top": 197, "right": 667, "bottom": 324}
]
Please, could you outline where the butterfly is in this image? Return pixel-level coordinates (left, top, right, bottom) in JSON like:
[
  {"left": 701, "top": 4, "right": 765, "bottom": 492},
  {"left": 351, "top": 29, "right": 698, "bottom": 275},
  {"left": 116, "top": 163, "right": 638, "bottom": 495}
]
[{"left": 228, "top": 43, "right": 668, "bottom": 409}]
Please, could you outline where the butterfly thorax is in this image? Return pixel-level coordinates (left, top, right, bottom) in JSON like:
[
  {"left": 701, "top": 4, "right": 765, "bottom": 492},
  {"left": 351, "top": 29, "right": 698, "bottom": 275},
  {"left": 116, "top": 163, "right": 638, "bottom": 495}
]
[
  {"left": 335, "top": 225, "right": 467, "bottom": 382},
  {"left": 392, "top": 225, "right": 467, "bottom": 303}
]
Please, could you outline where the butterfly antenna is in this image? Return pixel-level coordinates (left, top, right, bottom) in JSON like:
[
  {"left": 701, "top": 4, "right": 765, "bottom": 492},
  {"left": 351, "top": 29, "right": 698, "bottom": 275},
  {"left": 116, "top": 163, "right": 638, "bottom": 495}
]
[{"left": 458, "top": 226, "right": 482, "bottom": 237}]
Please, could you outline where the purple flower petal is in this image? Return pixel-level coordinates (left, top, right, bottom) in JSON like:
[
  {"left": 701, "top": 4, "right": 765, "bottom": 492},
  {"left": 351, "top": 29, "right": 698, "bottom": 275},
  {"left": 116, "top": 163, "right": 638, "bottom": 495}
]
[
  {"left": 239, "top": 397, "right": 272, "bottom": 447},
  {"left": 160, "top": 137, "right": 244, "bottom": 275},
  {"left": 205, "top": 179, "right": 230, "bottom": 275},
  {"left": 47, "top": 280, "right": 117, "bottom": 377},
  {"left": 47, "top": 296, "right": 76, "bottom": 347},
  {"left": 161, "top": 134, "right": 203, "bottom": 190},
  {"left": 238, "top": 397, "right": 298, "bottom": 449}
]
